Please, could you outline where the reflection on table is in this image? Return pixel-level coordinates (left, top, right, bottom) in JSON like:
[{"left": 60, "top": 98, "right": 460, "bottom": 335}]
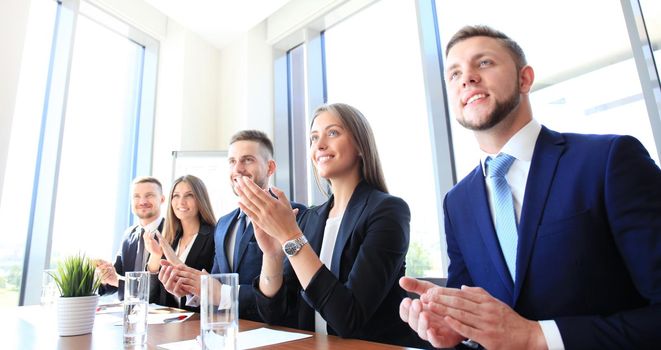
[{"left": 7, "top": 305, "right": 422, "bottom": 349}]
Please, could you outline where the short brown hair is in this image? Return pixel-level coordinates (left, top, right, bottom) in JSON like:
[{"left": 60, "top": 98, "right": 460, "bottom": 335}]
[
  {"left": 446, "top": 25, "right": 527, "bottom": 70},
  {"left": 230, "top": 130, "right": 274, "bottom": 161},
  {"left": 133, "top": 176, "right": 162, "bottom": 194}
]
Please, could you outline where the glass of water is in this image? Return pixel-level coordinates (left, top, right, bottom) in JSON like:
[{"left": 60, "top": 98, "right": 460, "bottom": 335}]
[
  {"left": 200, "top": 273, "right": 238, "bottom": 350},
  {"left": 40, "top": 269, "right": 59, "bottom": 306},
  {"left": 123, "top": 271, "right": 150, "bottom": 346}
]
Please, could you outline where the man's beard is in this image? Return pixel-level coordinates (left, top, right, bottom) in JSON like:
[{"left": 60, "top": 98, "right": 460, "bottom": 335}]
[
  {"left": 458, "top": 85, "right": 520, "bottom": 131},
  {"left": 231, "top": 176, "right": 268, "bottom": 196},
  {"left": 136, "top": 210, "right": 156, "bottom": 220}
]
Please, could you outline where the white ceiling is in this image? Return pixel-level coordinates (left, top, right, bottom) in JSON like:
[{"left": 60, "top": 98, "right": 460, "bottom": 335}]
[{"left": 142, "top": 0, "right": 293, "bottom": 50}]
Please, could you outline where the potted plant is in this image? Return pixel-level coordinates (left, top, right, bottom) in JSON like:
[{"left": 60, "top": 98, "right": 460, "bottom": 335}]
[{"left": 50, "top": 253, "right": 101, "bottom": 336}]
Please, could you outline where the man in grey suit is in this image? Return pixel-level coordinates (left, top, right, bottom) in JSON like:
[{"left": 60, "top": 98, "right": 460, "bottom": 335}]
[{"left": 96, "top": 176, "right": 165, "bottom": 300}]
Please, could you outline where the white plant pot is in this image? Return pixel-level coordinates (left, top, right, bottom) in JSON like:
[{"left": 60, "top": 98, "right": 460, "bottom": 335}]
[{"left": 56, "top": 295, "right": 99, "bottom": 336}]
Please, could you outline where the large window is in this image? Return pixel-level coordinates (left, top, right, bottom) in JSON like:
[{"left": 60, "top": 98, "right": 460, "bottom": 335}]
[
  {"left": 640, "top": 0, "right": 661, "bottom": 63},
  {"left": 322, "top": 0, "right": 443, "bottom": 277},
  {"left": 0, "top": 0, "right": 57, "bottom": 308},
  {"left": 436, "top": 0, "right": 661, "bottom": 178},
  {"left": 49, "top": 7, "right": 145, "bottom": 264},
  {"left": 276, "top": 0, "right": 661, "bottom": 278},
  {"left": 0, "top": 0, "right": 158, "bottom": 306}
]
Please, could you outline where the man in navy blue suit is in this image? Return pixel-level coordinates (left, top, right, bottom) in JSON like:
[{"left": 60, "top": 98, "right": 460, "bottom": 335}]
[
  {"left": 211, "top": 130, "right": 293, "bottom": 321},
  {"left": 400, "top": 25, "right": 661, "bottom": 350},
  {"left": 159, "top": 130, "right": 303, "bottom": 321}
]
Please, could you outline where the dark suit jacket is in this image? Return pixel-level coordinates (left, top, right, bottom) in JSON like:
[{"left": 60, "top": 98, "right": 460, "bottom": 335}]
[
  {"left": 212, "top": 202, "right": 306, "bottom": 321},
  {"left": 152, "top": 222, "right": 215, "bottom": 311},
  {"left": 445, "top": 126, "right": 661, "bottom": 349},
  {"left": 253, "top": 181, "right": 423, "bottom": 348},
  {"left": 99, "top": 218, "right": 164, "bottom": 300}
]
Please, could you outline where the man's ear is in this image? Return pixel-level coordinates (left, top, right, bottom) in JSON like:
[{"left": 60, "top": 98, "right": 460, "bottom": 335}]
[
  {"left": 267, "top": 159, "right": 276, "bottom": 177},
  {"left": 519, "top": 65, "right": 535, "bottom": 94}
]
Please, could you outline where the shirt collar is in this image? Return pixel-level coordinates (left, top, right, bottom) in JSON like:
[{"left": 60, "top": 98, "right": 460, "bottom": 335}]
[
  {"left": 140, "top": 217, "right": 163, "bottom": 233},
  {"left": 480, "top": 119, "right": 542, "bottom": 176}
]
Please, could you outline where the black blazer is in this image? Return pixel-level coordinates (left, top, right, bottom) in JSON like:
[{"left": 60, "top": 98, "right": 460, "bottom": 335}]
[
  {"left": 152, "top": 222, "right": 215, "bottom": 311},
  {"left": 253, "top": 181, "right": 424, "bottom": 347},
  {"left": 99, "top": 218, "right": 165, "bottom": 300}
]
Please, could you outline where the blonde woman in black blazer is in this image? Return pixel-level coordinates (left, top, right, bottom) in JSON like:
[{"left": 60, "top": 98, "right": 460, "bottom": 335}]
[{"left": 237, "top": 103, "right": 424, "bottom": 347}]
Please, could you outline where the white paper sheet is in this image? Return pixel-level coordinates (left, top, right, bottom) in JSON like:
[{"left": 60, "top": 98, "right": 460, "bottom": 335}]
[{"left": 158, "top": 327, "right": 312, "bottom": 350}]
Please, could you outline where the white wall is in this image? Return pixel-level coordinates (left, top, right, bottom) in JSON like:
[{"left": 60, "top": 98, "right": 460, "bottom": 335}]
[
  {"left": 0, "top": 0, "right": 345, "bottom": 193},
  {"left": 151, "top": 19, "right": 221, "bottom": 188},
  {"left": 151, "top": 19, "right": 186, "bottom": 186},
  {"left": 0, "top": 0, "right": 32, "bottom": 205},
  {"left": 216, "top": 21, "right": 275, "bottom": 149}
]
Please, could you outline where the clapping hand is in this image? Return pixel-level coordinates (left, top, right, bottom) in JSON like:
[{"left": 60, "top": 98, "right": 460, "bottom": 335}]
[
  {"left": 157, "top": 260, "right": 213, "bottom": 302},
  {"left": 236, "top": 176, "right": 301, "bottom": 244},
  {"left": 94, "top": 259, "right": 119, "bottom": 287},
  {"left": 143, "top": 229, "right": 163, "bottom": 257},
  {"left": 399, "top": 277, "right": 464, "bottom": 348},
  {"left": 153, "top": 231, "right": 183, "bottom": 265}
]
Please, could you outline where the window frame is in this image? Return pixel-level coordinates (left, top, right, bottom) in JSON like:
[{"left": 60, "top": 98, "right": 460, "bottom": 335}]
[
  {"left": 272, "top": 0, "right": 660, "bottom": 278},
  {"left": 18, "top": 0, "right": 159, "bottom": 305}
]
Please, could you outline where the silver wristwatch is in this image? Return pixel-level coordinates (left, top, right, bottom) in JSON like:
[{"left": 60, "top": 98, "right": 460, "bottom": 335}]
[{"left": 282, "top": 235, "right": 308, "bottom": 257}]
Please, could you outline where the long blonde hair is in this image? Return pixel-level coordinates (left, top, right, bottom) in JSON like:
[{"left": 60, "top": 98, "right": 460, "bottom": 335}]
[
  {"left": 163, "top": 175, "right": 216, "bottom": 245},
  {"left": 310, "top": 103, "right": 388, "bottom": 196}
]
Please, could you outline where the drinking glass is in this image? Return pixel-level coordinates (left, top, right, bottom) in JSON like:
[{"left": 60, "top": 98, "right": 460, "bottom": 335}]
[
  {"left": 200, "top": 273, "right": 238, "bottom": 350},
  {"left": 123, "top": 271, "right": 150, "bottom": 346},
  {"left": 40, "top": 269, "right": 59, "bottom": 306}
]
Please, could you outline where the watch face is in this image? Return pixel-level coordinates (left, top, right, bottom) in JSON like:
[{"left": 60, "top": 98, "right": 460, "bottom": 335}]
[{"left": 283, "top": 241, "right": 298, "bottom": 256}]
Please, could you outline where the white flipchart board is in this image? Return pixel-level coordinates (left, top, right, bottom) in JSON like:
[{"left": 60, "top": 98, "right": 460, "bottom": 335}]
[{"left": 171, "top": 151, "right": 238, "bottom": 220}]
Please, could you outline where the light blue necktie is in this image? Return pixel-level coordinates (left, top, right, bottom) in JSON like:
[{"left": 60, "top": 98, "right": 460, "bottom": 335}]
[{"left": 486, "top": 153, "right": 518, "bottom": 282}]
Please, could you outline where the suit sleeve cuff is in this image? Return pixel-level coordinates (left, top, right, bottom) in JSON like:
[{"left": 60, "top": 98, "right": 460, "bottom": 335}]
[
  {"left": 185, "top": 294, "right": 200, "bottom": 307},
  {"left": 539, "top": 320, "right": 565, "bottom": 350},
  {"left": 185, "top": 285, "right": 240, "bottom": 309},
  {"left": 218, "top": 284, "right": 239, "bottom": 310}
]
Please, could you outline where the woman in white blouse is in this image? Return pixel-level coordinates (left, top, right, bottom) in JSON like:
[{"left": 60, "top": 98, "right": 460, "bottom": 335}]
[{"left": 236, "top": 103, "right": 423, "bottom": 347}]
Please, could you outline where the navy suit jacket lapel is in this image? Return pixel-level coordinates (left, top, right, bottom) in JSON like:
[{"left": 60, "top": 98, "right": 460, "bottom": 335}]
[
  {"left": 513, "top": 126, "right": 565, "bottom": 303},
  {"left": 217, "top": 209, "right": 238, "bottom": 273},
  {"left": 468, "top": 168, "right": 515, "bottom": 300}
]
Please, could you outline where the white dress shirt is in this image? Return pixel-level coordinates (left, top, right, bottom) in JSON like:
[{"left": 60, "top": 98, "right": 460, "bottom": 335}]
[
  {"left": 314, "top": 214, "right": 343, "bottom": 335},
  {"left": 136, "top": 217, "right": 164, "bottom": 270},
  {"left": 479, "top": 119, "right": 564, "bottom": 350}
]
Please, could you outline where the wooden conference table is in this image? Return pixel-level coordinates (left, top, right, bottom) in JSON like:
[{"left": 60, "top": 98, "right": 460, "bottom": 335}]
[{"left": 7, "top": 305, "right": 422, "bottom": 349}]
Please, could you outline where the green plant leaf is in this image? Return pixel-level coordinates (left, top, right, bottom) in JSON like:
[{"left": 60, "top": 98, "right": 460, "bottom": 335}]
[{"left": 51, "top": 253, "right": 101, "bottom": 297}]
